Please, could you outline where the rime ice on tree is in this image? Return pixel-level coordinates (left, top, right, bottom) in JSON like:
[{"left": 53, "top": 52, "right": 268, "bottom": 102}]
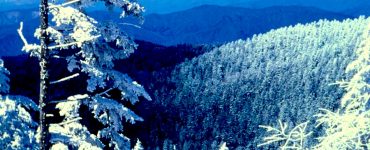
[{"left": 17, "top": 0, "right": 150, "bottom": 149}]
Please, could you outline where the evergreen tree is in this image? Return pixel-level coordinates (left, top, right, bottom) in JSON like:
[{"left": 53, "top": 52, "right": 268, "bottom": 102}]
[
  {"left": 0, "top": 60, "right": 39, "bottom": 149},
  {"left": 148, "top": 17, "right": 369, "bottom": 148},
  {"left": 258, "top": 20, "right": 370, "bottom": 149},
  {"left": 17, "top": 0, "right": 150, "bottom": 149}
]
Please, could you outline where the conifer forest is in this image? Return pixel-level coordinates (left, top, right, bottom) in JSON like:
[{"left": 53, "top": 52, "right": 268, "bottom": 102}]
[{"left": 0, "top": 0, "right": 369, "bottom": 149}]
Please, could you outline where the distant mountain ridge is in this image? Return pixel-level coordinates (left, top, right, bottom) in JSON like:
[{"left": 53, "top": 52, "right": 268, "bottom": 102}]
[
  {"left": 140, "top": 0, "right": 368, "bottom": 14},
  {"left": 122, "top": 5, "right": 351, "bottom": 46},
  {"left": 0, "top": 5, "right": 352, "bottom": 56}
]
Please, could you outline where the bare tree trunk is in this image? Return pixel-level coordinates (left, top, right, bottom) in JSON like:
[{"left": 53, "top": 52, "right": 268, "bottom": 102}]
[{"left": 39, "top": 0, "right": 49, "bottom": 149}]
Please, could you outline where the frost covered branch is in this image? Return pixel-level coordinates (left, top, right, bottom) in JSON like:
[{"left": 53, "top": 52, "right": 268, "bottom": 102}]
[
  {"left": 311, "top": 20, "right": 370, "bottom": 150},
  {"left": 17, "top": 22, "right": 28, "bottom": 46},
  {"left": 50, "top": 73, "right": 80, "bottom": 84},
  {"left": 49, "top": 0, "right": 81, "bottom": 9},
  {"left": 97, "top": 88, "right": 113, "bottom": 97},
  {"left": 49, "top": 94, "right": 89, "bottom": 104},
  {"left": 17, "top": 21, "right": 100, "bottom": 57},
  {"left": 17, "top": 22, "right": 40, "bottom": 55},
  {"left": 15, "top": 0, "right": 149, "bottom": 149},
  {"left": 119, "top": 23, "right": 142, "bottom": 29},
  {"left": 56, "top": 117, "right": 82, "bottom": 126},
  {"left": 258, "top": 120, "right": 312, "bottom": 149}
]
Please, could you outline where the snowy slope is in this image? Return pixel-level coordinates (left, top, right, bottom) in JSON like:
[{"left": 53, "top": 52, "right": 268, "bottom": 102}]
[{"left": 145, "top": 17, "right": 370, "bottom": 149}]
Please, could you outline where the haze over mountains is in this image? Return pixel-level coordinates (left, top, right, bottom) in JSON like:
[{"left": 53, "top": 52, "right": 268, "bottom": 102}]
[
  {"left": 141, "top": 0, "right": 369, "bottom": 14},
  {"left": 0, "top": 5, "right": 356, "bottom": 57},
  {"left": 123, "top": 5, "right": 351, "bottom": 46},
  {"left": 2, "top": 0, "right": 368, "bottom": 14}
]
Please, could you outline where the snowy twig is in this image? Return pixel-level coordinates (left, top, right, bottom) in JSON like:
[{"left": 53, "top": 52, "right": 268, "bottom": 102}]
[
  {"left": 17, "top": 22, "right": 40, "bottom": 56},
  {"left": 97, "top": 88, "right": 113, "bottom": 97},
  {"left": 49, "top": 0, "right": 81, "bottom": 9},
  {"left": 57, "top": 117, "right": 82, "bottom": 126},
  {"left": 258, "top": 120, "right": 312, "bottom": 149},
  {"left": 18, "top": 22, "right": 100, "bottom": 52},
  {"left": 49, "top": 87, "right": 112, "bottom": 104},
  {"left": 119, "top": 23, "right": 142, "bottom": 29},
  {"left": 48, "top": 35, "right": 100, "bottom": 50},
  {"left": 17, "top": 22, "right": 28, "bottom": 46},
  {"left": 52, "top": 55, "right": 66, "bottom": 59},
  {"left": 50, "top": 73, "right": 80, "bottom": 85},
  {"left": 49, "top": 42, "right": 82, "bottom": 50},
  {"left": 49, "top": 94, "right": 89, "bottom": 104}
]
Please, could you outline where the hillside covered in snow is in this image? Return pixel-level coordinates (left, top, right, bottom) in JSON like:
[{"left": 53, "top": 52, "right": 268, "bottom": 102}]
[{"left": 139, "top": 17, "right": 370, "bottom": 149}]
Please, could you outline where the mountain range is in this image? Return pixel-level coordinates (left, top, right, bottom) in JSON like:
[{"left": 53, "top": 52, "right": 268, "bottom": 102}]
[
  {"left": 3, "top": 0, "right": 368, "bottom": 14},
  {"left": 0, "top": 5, "right": 354, "bottom": 57},
  {"left": 4, "top": 15, "right": 368, "bottom": 149},
  {"left": 140, "top": 0, "right": 369, "bottom": 14},
  {"left": 123, "top": 5, "right": 351, "bottom": 46}
]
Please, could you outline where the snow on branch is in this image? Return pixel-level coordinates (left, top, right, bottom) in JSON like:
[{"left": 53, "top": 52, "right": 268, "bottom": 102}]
[
  {"left": 49, "top": 122, "right": 104, "bottom": 149},
  {"left": 56, "top": 117, "right": 82, "bottom": 126},
  {"left": 17, "top": 22, "right": 28, "bottom": 46},
  {"left": 74, "top": 0, "right": 145, "bottom": 18},
  {"left": 50, "top": 73, "right": 80, "bottom": 85},
  {"left": 49, "top": 0, "right": 81, "bottom": 9},
  {"left": 17, "top": 22, "right": 40, "bottom": 56},
  {"left": 258, "top": 120, "right": 312, "bottom": 149},
  {"left": 98, "top": 127, "right": 130, "bottom": 149},
  {"left": 85, "top": 96, "right": 143, "bottom": 130},
  {"left": 119, "top": 22, "right": 142, "bottom": 29},
  {"left": 17, "top": 21, "right": 99, "bottom": 57},
  {"left": 50, "top": 94, "right": 89, "bottom": 104},
  {"left": 0, "top": 96, "right": 38, "bottom": 149}
]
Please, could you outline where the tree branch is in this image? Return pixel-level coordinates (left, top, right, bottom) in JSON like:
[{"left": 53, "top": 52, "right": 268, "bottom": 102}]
[
  {"left": 17, "top": 22, "right": 28, "bottom": 46},
  {"left": 97, "top": 88, "right": 114, "bottom": 97},
  {"left": 48, "top": 35, "right": 100, "bottom": 50},
  {"left": 50, "top": 73, "right": 80, "bottom": 85},
  {"left": 49, "top": 94, "right": 89, "bottom": 104},
  {"left": 119, "top": 23, "right": 142, "bottom": 29},
  {"left": 48, "top": 87, "right": 115, "bottom": 104},
  {"left": 17, "top": 22, "right": 100, "bottom": 53},
  {"left": 57, "top": 117, "right": 82, "bottom": 126},
  {"left": 49, "top": 0, "right": 81, "bottom": 9}
]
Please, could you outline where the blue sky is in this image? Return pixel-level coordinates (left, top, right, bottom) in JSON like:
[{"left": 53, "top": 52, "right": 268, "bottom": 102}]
[{"left": 0, "top": 0, "right": 368, "bottom": 14}]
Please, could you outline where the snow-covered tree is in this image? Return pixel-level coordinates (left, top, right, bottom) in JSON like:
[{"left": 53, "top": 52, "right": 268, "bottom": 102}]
[
  {"left": 0, "top": 95, "right": 39, "bottom": 150},
  {"left": 147, "top": 17, "right": 370, "bottom": 148},
  {"left": 17, "top": 0, "right": 150, "bottom": 149},
  {"left": 219, "top": 142, "right": 229, "bottom": 150},
  {"left": 313, "top": 20, "right": 370, "bottom": 150},
  {"left": 257, "top": 20, "right": 370, "bottom": 149},
  {"left": 0, "top": 60, "right": 39, "bottom": 149},
  {"left": 132, "top": 139, "right": 144, "bottom": 150}
]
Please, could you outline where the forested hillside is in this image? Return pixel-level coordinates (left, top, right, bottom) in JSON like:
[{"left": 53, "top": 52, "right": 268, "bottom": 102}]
[
  {"left": 2, "top": 16, "right": 368, "bottom": 150},
  {"left": 1, "top": 0, "right": 369, "bottom": 149},
  {"left": 138, "top": 17, "right": 370, "bottom": 149}
]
